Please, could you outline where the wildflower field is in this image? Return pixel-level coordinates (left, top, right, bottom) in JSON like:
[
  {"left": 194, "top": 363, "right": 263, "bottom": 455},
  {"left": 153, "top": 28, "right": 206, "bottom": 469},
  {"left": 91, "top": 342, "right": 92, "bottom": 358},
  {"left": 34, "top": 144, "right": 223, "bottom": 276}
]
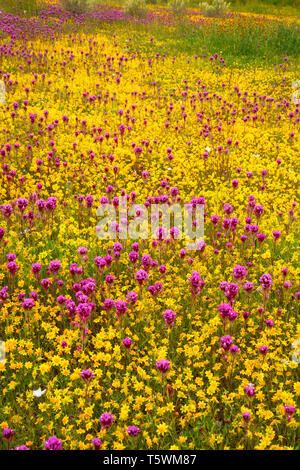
[{"left": 0, "top": 0, "right": 299, "bottom": 451}]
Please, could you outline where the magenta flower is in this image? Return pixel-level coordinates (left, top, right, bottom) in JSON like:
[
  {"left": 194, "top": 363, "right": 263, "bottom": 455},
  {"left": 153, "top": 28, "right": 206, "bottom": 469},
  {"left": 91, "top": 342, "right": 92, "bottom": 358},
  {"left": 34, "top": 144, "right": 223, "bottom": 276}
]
[
  {"left": 284, "top": 405, "right": 296, "bottom": 421},
  {"left": 102, "top": 298, "right": 114, "bottom": 312},
  {"left": 41, "top": 278, "right": 50, "bottom": 290},
  {"left": 163, "top": 309, "right": 176, "bottom": 328},
  {"left": 16, "top": 197, "right": 28, "bottom": 213},
  {"left": 272, "top": 230, "right": 281, "bottom": 241},
  {"left": 2, "top": 428, "right": 14, "bottom": 443},
  {"left": 7, "top": 261, "right": 19, "bottom": 276},
  {"left": 126, "top": 291, "right": 138, "bottom": 305},
  {"left": 1, "top": 205, "right": 13, "bottom": 218},
  {"left": 91, "top": 437, "right": 102, "bottom": 450},
  {"left": 48, "top": 260, "right": 61, "bottom": 274},
  {"left": 31, "top": 262, "right": 42, "bottom": 276},
  {"left": 21, "top": 298, "right": 35, "bottom": 310},
  {"left": 229, "top": 344, "right": 240, "bottom": 354},
  {"left": 135, "top": 269, "right": 148, "bottom": 286},
  {"left": 46, "top": 197, "right": 57, "bottom": 211},
  {"left": 129, "top": 251, "right": 139, "bottom": 263},
  {"left": 253, "top": 204, "right": 264, "bottom": 219},
  {"left": 122, "top": 337, "right": 133, "bottom": 349},
  {"left": 245, "top": 385, "right": 256, "bottom": 397},
  {"left": 220, "top": 335, "right": 233, "bottom": 351},
  {"left": 260, "top": 273, "right": 272, "bottom": 291},
  {"left": 99, "top": 412, "right": 115, "bottom": 429},
  {"left": 105, "top": 275, "right": 115, "bottom": 286},
  {"left": 156, "top": 359, "right": 170, "bottom": 375},
  {"left": 189, "top": 271, "right": 205, "bottom": 297},
  {"left": 224, "top": 283, "right": 239, "bottom": 302},
  {"left": 78, "top": 247, "right": 88, "bottom": 256},
  {"left": 80, "top": 369, "right": 94, "bottom": 383},
  {"left": 232, "top": 265, "right": 247, "bottom": 280},
  {"left": 115, "top": 300, "right": 127, "bottom": 317},
  {"left": 94, "top": 256, "right": 106, "bottom": 270},
  {"left": 242, "top": 412, "right": 251, "bottom": 423},
  {"left": 126, "top": 426, "right": 140, "bottom": 437},
  {"left": 44, "top": 435, "right": 63, "bottom": 450},
  {"left": 243, "top": 282, "right": 254, "bottom": 293},
  {"left": 76, "top": 303, "right": 93, "bottom": 323},
  {"left": 259, "top": 345, "right": 268, "bottom": 356}
]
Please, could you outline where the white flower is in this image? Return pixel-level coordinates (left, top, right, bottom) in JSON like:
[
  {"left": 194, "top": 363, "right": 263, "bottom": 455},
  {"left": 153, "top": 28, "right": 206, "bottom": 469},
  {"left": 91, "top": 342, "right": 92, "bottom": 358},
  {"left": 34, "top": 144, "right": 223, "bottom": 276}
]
[
  {"left": 32, "top": 388, "right": 46, "bottom": 397},
  {"left": 253, "top": 154, "right": 260, "bottom": 158},
  {"left": 205, "top": 146, "right": 211, "bottom": 152}
]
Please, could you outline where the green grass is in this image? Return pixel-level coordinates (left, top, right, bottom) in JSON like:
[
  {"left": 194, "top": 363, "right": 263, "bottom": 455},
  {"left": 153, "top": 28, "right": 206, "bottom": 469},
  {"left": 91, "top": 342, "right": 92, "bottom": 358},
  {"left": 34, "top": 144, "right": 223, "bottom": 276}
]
[
  {"left": 228, "top": 0, "right": 300, "bottom": 18},
  {"left": 92, "top": 12, "right": 300, "bottom": 67},
  {"left": 183, "top": 0, "right": 300, "bottom": 18},
  {"left": 0, "top": 0, "right": 42, "bottom": 16}
]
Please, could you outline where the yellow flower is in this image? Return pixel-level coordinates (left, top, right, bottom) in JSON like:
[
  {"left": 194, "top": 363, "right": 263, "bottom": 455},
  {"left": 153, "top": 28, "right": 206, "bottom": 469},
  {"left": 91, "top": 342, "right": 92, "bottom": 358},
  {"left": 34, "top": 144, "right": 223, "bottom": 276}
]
[{"left": 157, "top": 423, "right": 168, "bottom": 436}]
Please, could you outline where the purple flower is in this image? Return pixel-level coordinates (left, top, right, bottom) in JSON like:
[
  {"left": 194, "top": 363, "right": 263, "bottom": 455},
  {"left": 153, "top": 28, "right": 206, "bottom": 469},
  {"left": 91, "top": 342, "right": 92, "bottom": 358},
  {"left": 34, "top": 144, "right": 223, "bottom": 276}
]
[
  {"left": 44, "top": 435, "right": 63, "bottom": 450},
  {"left": 260, "top": 273, "right": 272, "bottom": 291},
  {"left": 48, "top": 260, "right": 61, "bottom": 274},
  {"left": 1, "top": 205, "right": 13, "bottom": 218},
  {"left": 156, "top": 359, "right": 170, "bottom": 374},
  {"left": 189, "top": 271, "right": 205, "bottom": 297},
  {"left": 7, "top": 261, "right": 19, "bottom": 276},
  {"left": 272, "top": 230, "right": 281, "bottom": 240},
  {"left": 229, "top": 344, "right": 240, "bottom": 354},
  {"left": 243, "top": 282, "right": 254, "bottom": 293},
  {"left": 135, "top": 269, "right": 148, "bottom": 285},
  {"left": 163, "top": 309, "right": 176, "bottom": 328},
  {"left": 2, "top": 428, "right": 14, "bottom": 442},
  {"left": 245, "top": 385, "right": 256, "bottom": 397},
  {"left": 232, "top": 265, "right": 247, "bottom": 280},
  {"left": 224, "top": 283, "right": 239, "bottom": 303},
  {"left": 31, "top": 262, "right": 42, "bottom": 275},
  {"left": 103, "top": 298, "right": 114, "bottom": 311},
  {"left": 76, "top": 303, "right": 92, "bottom": 323},
  {"left": 259, "top": 345, "right": 268, "bottom": 356},
  {"left": 253, "top": 204, "right": 264, "bottom": 219},
  {"left": 126, "top": 426, "right": 140, "bottom": 437},
  {"left": 284, "top": 405, "right": 296, "bottom": 420},
  {"left": 46, "top": 197, "right": 57, "bottom": 211},
  {"left": 94, "top": 256, "right": 106, "bottom": 270},
  {"left": 128, "top": 251, "right": 139, "bottom": 263},
  {"left": 80, "top": 369, "right": 94, "bottom": 383},
  {"left": 242, "top": 412, "right": 251, "bottom": 423},
  {"left": 105, "top": 274, "right": 115, "bottom": 285},
  {"left": 16, "top": 198, "right": 28, "bottom": 212},
  {"left": 217, "top": 303, "right": 232, "bottom": 319},
  {"left": 115, "top": 300, "right": 127, "bottom": 317},
  {"left": 126, "top": 291, "right": 138, "bottom": 305},
  {"left": 220, "top": 335, "right": 233, "bottom": 351},
  {"left": 122, "top": 337, "right": 133, "bottom": 349},
  {"left": 99, "top": 412, "right": 115, "bottom": 429},
  {"left": 21, "top": 298, "right": 35, "bottom": 310},
  {"left": 91, "top": 437, "right": 102, "bottom": 450}
]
